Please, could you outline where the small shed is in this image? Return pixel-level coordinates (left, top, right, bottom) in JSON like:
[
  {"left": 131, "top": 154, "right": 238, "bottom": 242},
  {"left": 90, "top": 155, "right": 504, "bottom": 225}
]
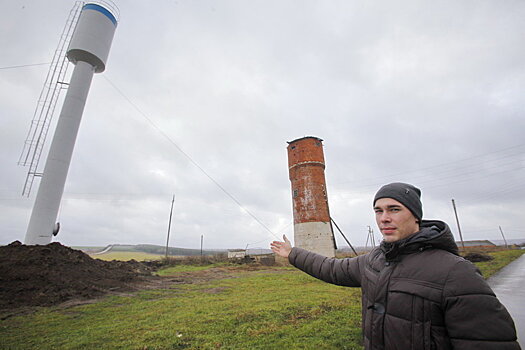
[
  {"left": 227, "top": 249, "right": 246, "bottom": 259},
  {"left": 227, "top": 249, "right": 275, "bottom": 265},
  {"left": 459, "top": 240, "right": 496, "bottom": 247}
]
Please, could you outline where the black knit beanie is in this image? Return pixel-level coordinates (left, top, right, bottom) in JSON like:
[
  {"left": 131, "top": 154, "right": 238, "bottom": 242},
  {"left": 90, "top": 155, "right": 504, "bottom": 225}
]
[{"left": 373, "top": 182, "right": 423, "bottom": 221}]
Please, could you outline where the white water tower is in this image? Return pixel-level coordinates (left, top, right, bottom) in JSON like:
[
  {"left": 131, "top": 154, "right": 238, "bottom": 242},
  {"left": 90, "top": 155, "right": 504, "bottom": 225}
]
[{"left": 24, "top": 2, "right": 118, "bottom": 245}]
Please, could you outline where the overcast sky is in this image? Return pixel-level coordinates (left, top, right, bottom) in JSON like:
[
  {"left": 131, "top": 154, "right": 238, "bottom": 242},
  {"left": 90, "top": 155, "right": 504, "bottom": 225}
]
[{"left": 1, "top": 0, "right": 525, "bottom": 250}]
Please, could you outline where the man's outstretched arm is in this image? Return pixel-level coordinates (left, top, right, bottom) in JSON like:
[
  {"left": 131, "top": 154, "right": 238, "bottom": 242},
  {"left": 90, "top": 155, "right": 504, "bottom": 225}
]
[{"left": 270, "top": 235, "right": 363, "bottom": 287}]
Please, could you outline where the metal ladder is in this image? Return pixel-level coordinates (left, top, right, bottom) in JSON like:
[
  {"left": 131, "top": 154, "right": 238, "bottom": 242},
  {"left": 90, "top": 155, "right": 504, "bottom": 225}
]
[{"left": 18, "top": 1, "right": 84, "bottom": 197}]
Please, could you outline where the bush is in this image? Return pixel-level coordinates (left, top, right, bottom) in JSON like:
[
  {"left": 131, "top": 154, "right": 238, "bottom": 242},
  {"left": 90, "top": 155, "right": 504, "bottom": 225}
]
[
  {"left": 463, "top": 252, "right": 494, "bottom": 262},
  {"left": 161, "top": 253, "right": 229, "bottom": 266}
]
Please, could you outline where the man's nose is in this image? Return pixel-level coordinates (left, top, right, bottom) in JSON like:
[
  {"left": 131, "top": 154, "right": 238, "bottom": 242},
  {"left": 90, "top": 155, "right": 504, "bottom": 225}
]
[{"left": 380, "top": 212, "right": 391, "bottom": 222}]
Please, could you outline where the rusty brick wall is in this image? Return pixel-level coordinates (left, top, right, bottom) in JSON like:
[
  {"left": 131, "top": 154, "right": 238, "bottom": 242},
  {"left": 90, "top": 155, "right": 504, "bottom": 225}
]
[
  {"left": 287, "top": 137, "right": 325, "bottom": 168},
  {"left": 287, "top": 137, "right": 331, "bottom": 224}
]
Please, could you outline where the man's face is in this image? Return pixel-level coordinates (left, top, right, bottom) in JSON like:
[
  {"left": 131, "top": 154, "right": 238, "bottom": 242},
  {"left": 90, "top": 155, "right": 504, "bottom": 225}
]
[{"left": 374, "top": 198, "right": 420, "bottom": 243}]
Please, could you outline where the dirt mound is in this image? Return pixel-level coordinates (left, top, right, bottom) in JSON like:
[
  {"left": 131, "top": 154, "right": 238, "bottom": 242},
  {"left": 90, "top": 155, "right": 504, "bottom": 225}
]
[
  {"left": 463, "top": 252, "right": 494, "bottom": 262},
  {"left": 0, "top": 241, "right": 155, "bottom": 310}
]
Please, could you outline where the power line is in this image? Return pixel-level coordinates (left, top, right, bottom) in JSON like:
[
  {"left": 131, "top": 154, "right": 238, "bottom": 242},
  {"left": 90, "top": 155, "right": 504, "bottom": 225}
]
[
  {"left": 247, "top": 221, "right": 293, "bottom": 247},
  {"left": 0, "top": 62, "right": 50, "bottom": 70},
  {"left": 332, "top": 154, "right": 525, "bottom": 200},
  {"left": 424, "top": 164, "right": 525, "bottom": 189},
  {"left": 333, "top": 144, "right": 525, "bottom": 189},
  {"left": 102, "top": 75, "right": 279, "bottom": 239}
]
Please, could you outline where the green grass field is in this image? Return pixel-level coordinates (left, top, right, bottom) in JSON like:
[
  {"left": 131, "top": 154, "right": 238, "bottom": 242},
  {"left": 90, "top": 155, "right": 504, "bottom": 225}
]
[
  {"left": 90, "top": 251, "right": 164, "bottom": 261},
  {"left": 1, "top": 250, "right": 522, "bottom": 349}
]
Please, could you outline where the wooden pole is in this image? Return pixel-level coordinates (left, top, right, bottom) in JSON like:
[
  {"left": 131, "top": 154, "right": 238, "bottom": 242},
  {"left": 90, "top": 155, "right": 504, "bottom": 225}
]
[
  {"left": 499, "top": 226, "right": 508, "bottom": 249},
  {"left": 165, "top": 194, "right": 175, "bottom": 259},
  {"left": 200, "top": 234, "right": 203, "bottom": 256},
  {"left": 451, "top": 199, "right": 465, "bottom": 251}
]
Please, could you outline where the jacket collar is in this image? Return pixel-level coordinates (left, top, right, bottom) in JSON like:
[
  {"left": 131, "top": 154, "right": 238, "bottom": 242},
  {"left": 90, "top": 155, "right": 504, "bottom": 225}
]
[{"left": 380, "top": 220, "right": 459, "bottom": 261}]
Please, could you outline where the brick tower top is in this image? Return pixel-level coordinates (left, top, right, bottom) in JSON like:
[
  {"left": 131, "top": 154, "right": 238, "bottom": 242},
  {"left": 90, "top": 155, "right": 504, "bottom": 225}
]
[
  {"left": 287, "top": 136, "right": 330, "bottom": 223},
  {"left": 287, "top": 136, "right": 325, "bottom": 172}
]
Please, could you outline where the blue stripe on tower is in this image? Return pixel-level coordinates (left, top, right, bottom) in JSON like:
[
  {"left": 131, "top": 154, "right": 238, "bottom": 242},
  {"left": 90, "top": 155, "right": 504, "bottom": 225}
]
[{"left": 83, "top": 3, "right": 117, "bottom": 26}]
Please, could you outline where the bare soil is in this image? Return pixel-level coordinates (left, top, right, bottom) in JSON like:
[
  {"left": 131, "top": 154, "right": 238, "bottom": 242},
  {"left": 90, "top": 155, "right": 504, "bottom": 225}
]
[
  {"left": 0, "top": 241, "right": 282, "bottom": 314},
  {"left": 0, "top": 241, "right": 158, "bottom": 311}
]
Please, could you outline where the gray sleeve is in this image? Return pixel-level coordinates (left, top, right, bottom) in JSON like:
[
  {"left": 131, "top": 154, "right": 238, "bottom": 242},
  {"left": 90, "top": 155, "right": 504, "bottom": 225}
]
[{"left": 288, "top": 247, "right": 363, "bottom": 287}]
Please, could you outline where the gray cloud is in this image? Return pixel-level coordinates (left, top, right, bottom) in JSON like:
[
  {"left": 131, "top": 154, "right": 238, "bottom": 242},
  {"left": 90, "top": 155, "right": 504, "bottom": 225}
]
[{"left": 1, "top": 0, "right": 524, "bottom": 249}]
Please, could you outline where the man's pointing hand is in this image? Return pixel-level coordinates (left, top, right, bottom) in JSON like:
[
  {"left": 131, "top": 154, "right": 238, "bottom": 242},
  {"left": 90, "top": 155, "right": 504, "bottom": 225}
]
[{"left": 270, "top": 234, "right": 292, "bottom": 258}]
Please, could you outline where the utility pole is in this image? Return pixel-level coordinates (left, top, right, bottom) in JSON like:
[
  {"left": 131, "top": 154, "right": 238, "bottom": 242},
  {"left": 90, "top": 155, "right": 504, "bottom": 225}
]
[
  {"left": 451, "top": 199, "right": 465, "bottom": 251},
  {"left": 499, "top": 226, "right": 508, "bottom": 249},
  {"left": 367, "top": 226, "right": 376, "bottom": 247},
  {"left": 165, "top": 194, "right": 175, "bottom": 260},
  {"left": 200, "top": 235, "right": 203, "bottom": 256},
  {"left": 365, "top": 226, "right": 371, "bottom": 250}
]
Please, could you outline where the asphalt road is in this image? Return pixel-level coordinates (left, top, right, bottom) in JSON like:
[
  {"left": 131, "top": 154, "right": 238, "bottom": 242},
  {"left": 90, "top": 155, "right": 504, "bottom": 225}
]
[{"left": 487, "top": 253, "right": 525, "bottom": 346}]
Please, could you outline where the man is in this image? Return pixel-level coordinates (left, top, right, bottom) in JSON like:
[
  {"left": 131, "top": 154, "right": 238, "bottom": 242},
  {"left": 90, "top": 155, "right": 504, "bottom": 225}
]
[{"left": 271, "top": 182, "right": 520, "bottom": 350}]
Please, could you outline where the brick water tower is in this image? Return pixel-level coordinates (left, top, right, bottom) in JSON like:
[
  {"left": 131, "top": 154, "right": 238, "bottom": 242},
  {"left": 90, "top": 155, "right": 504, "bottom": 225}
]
[{"left": 287, "top": 137, "right": 336, "bottom": 257}]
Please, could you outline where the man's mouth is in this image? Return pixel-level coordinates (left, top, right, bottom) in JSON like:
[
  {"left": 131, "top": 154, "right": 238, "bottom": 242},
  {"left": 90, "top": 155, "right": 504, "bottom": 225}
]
[{"left": 381, "top": 227, "right": 396, "bottom": 235}]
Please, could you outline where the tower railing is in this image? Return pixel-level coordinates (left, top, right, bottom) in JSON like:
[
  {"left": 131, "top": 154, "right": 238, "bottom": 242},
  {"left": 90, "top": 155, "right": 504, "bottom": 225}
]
[{"left": 18, "top": 1, "right": 84, "bottom": 197}]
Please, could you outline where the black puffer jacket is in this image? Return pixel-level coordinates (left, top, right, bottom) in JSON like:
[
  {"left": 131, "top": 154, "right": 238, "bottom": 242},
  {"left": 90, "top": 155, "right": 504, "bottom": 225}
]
[{"left": 289, "top": 220, "right": 520, "bottom": 350}]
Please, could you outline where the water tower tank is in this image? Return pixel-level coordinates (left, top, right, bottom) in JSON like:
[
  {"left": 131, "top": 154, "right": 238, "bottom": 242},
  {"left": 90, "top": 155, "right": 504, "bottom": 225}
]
[{"left": 67, "top": 3, "right": 117, "bottom": 72}]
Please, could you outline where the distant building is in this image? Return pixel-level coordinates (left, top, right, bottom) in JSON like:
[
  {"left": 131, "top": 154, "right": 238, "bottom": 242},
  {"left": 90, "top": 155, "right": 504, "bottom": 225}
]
[
  {"left": 458, "top": 240, "right": 496, "bottom": 247},
  {"left": 227, "top": 249, "right": 275, "bottom": 265},
  {"left": 227, "top": 249, "right": 246, "bottom": 259}
]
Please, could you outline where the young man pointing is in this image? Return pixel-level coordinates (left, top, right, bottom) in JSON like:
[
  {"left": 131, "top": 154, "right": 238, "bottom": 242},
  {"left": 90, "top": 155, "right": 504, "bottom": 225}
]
[{"left": 271, "top": 182, "right": 520, "bottom": 350}]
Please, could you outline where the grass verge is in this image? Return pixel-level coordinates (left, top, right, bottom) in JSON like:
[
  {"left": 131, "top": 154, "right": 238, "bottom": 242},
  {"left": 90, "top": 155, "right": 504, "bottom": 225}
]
[
  {"left": 155, "top": 263, "right": 231, "bottom": 275},
  {"left": 0, "top": 268, "right": 362, "bottom": 349},
  {"left": 474, "top": 249, "right": 524, "bottom": 278}
]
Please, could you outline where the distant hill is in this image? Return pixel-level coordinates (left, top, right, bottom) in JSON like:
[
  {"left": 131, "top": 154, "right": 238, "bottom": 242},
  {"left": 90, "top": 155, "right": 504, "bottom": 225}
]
[{"left": 491, "top": 238, "right": 525, "bottom": 246}]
